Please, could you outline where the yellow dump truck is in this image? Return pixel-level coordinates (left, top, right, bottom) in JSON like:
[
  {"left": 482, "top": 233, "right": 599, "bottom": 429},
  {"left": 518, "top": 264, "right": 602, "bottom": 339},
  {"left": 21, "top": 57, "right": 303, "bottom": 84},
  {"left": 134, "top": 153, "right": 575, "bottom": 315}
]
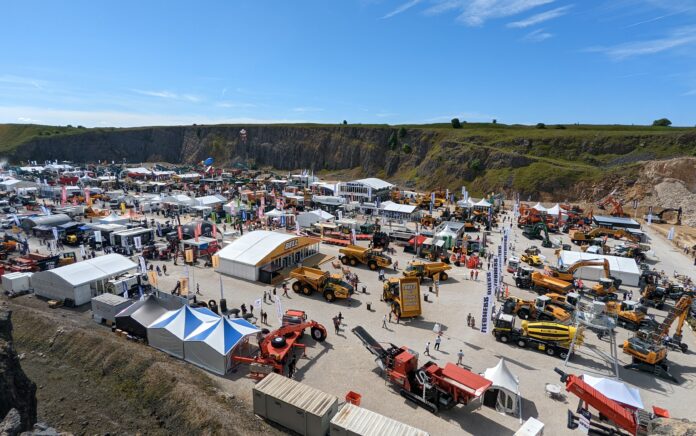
[
  {"left": 289, "top": 266, "right": 354, "bottom": 302},
  {"left": 382, "top": 277, "right": 422, "bottom": 318},
  {"left": 402, "top": 261, "right": 452, "bottom": 281},
  {"left": 338, "top": 244, "right": 392, "bottom": 270},
  {"left": 515, "top": 267, "right": 573, "bottom": 295}
]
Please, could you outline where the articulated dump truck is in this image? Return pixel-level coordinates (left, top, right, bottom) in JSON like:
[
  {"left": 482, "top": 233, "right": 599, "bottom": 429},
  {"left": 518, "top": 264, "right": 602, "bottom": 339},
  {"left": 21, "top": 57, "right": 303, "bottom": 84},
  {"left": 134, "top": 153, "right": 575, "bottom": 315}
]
[
  {"left": 339, "top": 244, "right": 392, "bottom": 270},
  {"left": 289, "top": 266, "right": 354, "bottom": 302}
]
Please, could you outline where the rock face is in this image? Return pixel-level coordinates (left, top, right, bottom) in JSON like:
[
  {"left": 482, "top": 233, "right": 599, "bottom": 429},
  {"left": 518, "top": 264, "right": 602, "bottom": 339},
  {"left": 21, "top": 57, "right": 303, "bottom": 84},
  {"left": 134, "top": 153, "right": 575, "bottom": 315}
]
[
  {"left": 0, "top": 307, "right": 37, "bottom": 432},
  {"left": 649, "top": 417, "right": 696, "bottom": 435}
]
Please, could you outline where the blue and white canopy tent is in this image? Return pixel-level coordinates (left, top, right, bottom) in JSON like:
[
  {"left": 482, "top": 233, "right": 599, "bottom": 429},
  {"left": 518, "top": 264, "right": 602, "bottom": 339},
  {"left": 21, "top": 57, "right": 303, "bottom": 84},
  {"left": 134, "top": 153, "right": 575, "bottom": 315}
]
[
  {"left": 147, "top": 305, "right": 219, "bottom": 359},
  {"left": 184, "top": 318, "right": 261, "bottom": 375}
]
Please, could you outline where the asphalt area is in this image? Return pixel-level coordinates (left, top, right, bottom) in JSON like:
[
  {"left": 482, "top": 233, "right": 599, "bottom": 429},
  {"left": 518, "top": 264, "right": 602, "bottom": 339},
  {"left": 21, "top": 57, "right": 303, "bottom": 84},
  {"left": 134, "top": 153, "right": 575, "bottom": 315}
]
[{"left": 23, "top": 211, "right": 696, "bottom": 436}]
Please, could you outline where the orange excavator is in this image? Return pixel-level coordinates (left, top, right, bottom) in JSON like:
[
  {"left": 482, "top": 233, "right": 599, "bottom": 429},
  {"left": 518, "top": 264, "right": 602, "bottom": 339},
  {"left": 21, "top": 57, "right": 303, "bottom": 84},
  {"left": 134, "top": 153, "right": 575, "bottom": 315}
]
[
  {"left": 597, "top": 194, "right": 628, "bottom": 217},
  {"left": 555, "top": 368, "right": 652, "bottom": 436}
]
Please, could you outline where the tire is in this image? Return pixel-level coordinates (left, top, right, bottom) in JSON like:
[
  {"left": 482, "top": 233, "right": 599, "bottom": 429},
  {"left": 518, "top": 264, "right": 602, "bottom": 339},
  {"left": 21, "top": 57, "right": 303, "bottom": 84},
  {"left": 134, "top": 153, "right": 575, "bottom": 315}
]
[
  {"left": 440, "top": 272, "right": 448, "bottom": 281},
  {"left": 340, "top": 256, "right": 349, "bottom": 265},
  {"left": 323, "top": 290, "right": 335, "bottom": 302},
  {"left": 292, "top": 282, "right": 300, "bottom": 292},
  {"left": 271, "top": 337, "right": 287, "bottom": 348},
  {"left": 517, "top": 339, "right": 527, "bottom": 348},
  {"left": 499, "top": 334, "right": 509, "bottom": 344},
  {"left": 368, "top": 261, "right": 377, "bottom": 270},
  {"left": 302, "top": 285, "right": 312, "bottom": 296},
  {"left": 546, "top": 346, "right": 556, "bottom": 357},
  {"left": 349, "top": 258, "right": 357, "bottom": 267},
  {"left": 311, "top": 326, "right": 327, "bottom": 342},
  {"left": 518, "top": 309, "right": 530, "bottom": 320},
  {"left": 559, "top": 350, "right": 569, "bottom": 360}
]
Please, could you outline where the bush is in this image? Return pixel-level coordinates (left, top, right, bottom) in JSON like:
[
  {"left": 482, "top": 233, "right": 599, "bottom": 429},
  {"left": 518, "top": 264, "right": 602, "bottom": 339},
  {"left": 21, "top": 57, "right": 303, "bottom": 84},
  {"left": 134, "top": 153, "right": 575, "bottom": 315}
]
[
  {"left": 388, "top": 132, "right": 398, "bottom": 150},
  {"left": 451, "top": 118, "right": 462, "bottom": 129},
  {"left": 402, "top": 143, "right": 412, "bottom": 154},
  {"left": 554, "top": 124, "right": 566, "bottom": 129},
  {"left": 469, "top": 158, "right": 483, "bottom": 171},
  {"left": 652, "top": 118, "right": 672, "bottom": 127},
  {"left": 343, "top": 120, "right": 347, "bottom": 125},
  {"left": 492, "top": 119, "right": 497, "bottom": 124},
  {"left": 398, "top": 126, "right": 407, "bottom": 138},
  {"left": 536, "top": 123, "right": 546, "bottom": 129}
]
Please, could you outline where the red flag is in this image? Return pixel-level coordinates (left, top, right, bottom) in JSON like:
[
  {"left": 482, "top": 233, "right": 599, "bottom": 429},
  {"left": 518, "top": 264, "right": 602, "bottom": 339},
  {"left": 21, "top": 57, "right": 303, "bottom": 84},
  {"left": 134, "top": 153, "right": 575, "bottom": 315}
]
[
  {"left": 195, "top": 222, "right": 202, "bottom": 242},
  {"left": 61, "top": 185, "right": 67, "bottom": 206},
  {"left": 177, "top": 225, "right": 183, "bottom": 240}
]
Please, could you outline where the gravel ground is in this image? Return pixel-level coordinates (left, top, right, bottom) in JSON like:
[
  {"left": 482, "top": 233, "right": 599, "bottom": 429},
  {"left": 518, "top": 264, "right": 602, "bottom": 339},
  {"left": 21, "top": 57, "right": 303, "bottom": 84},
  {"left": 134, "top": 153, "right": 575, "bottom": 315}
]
[{"left": 17, "top": 209, "right": 696, "bottom": 436}]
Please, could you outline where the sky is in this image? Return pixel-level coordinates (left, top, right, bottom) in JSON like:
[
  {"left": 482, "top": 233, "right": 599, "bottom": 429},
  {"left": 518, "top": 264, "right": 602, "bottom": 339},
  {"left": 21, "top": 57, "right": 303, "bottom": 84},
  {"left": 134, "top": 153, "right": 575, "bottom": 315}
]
[{"left": 1, "top": 0, "right": 695, "bottom": 127}]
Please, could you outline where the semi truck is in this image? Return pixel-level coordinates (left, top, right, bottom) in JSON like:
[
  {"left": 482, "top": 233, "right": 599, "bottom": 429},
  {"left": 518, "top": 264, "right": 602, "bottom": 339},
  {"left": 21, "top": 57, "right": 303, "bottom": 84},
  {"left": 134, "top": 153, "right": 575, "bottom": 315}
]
[
  {"left": 289, "top": 266, "right": 354, "bottom": 302},
  {"left": 338, "top": 244, "right": 392, "bottom": 270},
  {"left": 493, "top": 314, "right": 583, "bottom": 359},
  {"left": 382, "top": 277, "right": 422, "bottom": 318}
]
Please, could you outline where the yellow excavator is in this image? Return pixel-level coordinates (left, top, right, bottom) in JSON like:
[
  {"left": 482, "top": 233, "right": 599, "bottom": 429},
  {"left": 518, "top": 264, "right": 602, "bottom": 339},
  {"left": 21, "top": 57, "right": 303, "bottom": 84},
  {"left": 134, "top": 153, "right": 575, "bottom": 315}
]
[
  {"left": 545, "top": 258, "right": 609, "bottom": 282},
  {"left": 622, "top": 291, "right": 694, "bottom": 382}
]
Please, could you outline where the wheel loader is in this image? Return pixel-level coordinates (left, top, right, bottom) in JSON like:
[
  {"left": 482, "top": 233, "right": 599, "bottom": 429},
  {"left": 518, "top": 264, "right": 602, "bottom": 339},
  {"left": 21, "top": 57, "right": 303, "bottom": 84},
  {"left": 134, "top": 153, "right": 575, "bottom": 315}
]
[{"left": 520, "top": 246, "right": 542, "bottom": 266}]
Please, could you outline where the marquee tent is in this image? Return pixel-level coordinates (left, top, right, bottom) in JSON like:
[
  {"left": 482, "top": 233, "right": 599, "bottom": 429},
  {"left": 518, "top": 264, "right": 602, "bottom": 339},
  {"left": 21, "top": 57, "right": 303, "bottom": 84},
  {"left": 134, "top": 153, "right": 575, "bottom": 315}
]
[
  {"left": 558, "top": 251, "right": 641, "bottom": 287},
  {"left": 115, "top": 294, "right": 170, "bottom": 338},
  {"left": 474, "top": 198, "right": 491, "bottom": 208},
  {"left": 546, "top": 204, "right": 562, "bottom": 216},
  {"left": 532, "top": 202, "right": 547, "bottom": 212},
  {"left": 147, "top": 305, "right": 220, "bottom": 359},
  {"left": 582, "top": 374, "right": 643, "bottom": 410},
  {"left": 483, "top": 358, "right": 521, "bottom": 416},
  {"left": 183, "top": 318, "right": 260, "bottom": 375},
  {"left": 98, "top": 213, "right": 130, "bottom": 225}
]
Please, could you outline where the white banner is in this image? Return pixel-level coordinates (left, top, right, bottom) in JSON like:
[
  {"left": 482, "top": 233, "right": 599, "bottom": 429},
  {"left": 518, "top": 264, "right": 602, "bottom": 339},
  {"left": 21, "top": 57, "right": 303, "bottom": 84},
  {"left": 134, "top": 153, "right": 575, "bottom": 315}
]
[
  {"left": 275, "top": 296, "right": 283, "bottom": 324},
  {"left": 79, "top": 244, "right": 86, "bottom": 258},
  {"left": 134, "top": 236, "right": 142, "bottom": 250},
  {"left": 493, "top": 257, "right": 500, "bottom": 296},
  {"left": 139, "top": 256, "right": 147, "bottom": 273},
  {"left": 52, "top": 227, "right": 59, "bottom": 241},
  {"left": 481, "top": 271, "right": 493, "bottom": 334},
  {"left": 94, "top": 230, "right": 102, "bottom": 243},
  {"left": 667, "top": 226, "right": 675, "bottom": 240}
]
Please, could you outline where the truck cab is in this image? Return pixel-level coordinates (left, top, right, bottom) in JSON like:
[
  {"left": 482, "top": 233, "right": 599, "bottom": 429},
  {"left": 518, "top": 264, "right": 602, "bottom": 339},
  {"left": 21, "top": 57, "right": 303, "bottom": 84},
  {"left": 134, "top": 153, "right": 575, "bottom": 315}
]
[
  {"left": 514, "top": 266, "right": 534, "bottom": 289},
  {"left": 507, "top": 256, "right": 520, "bottom": 273}
]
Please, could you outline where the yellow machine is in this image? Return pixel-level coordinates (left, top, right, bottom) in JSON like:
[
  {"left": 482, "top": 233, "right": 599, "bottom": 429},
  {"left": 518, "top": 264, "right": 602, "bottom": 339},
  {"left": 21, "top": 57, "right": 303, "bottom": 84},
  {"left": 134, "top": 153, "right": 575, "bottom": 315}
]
[
  {"left": 605, "top": 300, "right": 647, "bottom": 330},
  {"left": 622, "top": 292, "right": 694, "bottom": 382},
  {"left": 493, "top": 314, "right": 583, "bottom": 359},
  {"left": 545, "top": 259, "right": 610, "bottom": 282},
  {"left": 502, "top": 295, "right": 572, "bottom": 324},
  {"left": 569, "top": 227, "right": 618, "bottom": 244},
  {"left": 289, "top": 266, "right": 354, "bottom": 302},
  {"left": 402, "top": 261, "right": 452, "bottom": 282},
  {"left": 420, "top": 214, "right": 437, "bottom": 228},
  {"left": 339, "top": 244, "right": 392, "bottom": 270},
  {"left": 382, "top": 277, "right": 422, "bottom": 318},
  {"left": 590, "top": 277, "right": 619, "bottom": 298},
  {"left": 520, "top": 247, "right": 542, "bottom": 266}
]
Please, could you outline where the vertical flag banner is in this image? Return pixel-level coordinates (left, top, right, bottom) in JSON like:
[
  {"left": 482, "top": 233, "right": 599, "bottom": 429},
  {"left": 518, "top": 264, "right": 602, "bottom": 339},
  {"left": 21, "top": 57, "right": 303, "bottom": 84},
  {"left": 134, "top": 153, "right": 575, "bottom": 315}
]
[
  {"left": 481, "top": 271, "right": 493, "bottom": 334},
  {"left": 492, "top": 257, "right": 500, "bottom": 297},
  {"left": 79, "top": 244, "right": 86, "bottom": 258},
  {"left": 61, "top": 185, "right": 67, "bottom": 206},
  {"left": 139, "top": 256, "right": 147, "bottom": 273},
  {"left": 85, "top": 188, "right": 91, "bottom": 206},
  {"left": 52, "top": 227, "right": 59, "bottom": 241},
  {"left": 94, "top": 230, "right": 102, "bottom": 243}
]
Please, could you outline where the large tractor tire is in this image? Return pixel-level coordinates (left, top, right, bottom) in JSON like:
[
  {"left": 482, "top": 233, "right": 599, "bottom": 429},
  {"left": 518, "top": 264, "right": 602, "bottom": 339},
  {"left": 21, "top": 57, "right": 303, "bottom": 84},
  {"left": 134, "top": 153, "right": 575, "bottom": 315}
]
[
  {"left": 368, "top": 260, "right": 377, "bottom": 270},
  {"left": 302, "top": 285, "right": 313, "bottom": 296},
  {"left": 311, "top": 326, "right": 327, "bottom": 342},
  {"left": 292, "top": 282, "right": 301, "bottom": 292},
  {"left": 349, "top": 258, "right": 357, "bottom": 267},
  {"left": 323, "top": 290, "right": 336, "bottom": 302},
  {"left": 439, "top": 272, "right": 448, "bottom": 281}
]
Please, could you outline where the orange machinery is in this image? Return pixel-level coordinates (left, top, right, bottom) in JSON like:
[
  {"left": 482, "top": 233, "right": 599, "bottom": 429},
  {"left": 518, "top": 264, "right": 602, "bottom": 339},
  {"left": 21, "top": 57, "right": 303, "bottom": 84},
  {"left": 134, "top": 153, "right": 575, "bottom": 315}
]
[{"left": 352, "top": 326, "right": 492, "bottom": 413}]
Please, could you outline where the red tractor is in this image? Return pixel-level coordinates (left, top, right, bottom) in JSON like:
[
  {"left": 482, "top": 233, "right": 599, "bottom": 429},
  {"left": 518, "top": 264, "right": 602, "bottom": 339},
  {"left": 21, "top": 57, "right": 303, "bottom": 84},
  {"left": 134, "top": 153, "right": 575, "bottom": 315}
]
[
  {"left": 234, "top": 310, "right": 327, "bottom": 379},
  {"left": 352, "top": 326, "right": 492, "bottom": 413}
]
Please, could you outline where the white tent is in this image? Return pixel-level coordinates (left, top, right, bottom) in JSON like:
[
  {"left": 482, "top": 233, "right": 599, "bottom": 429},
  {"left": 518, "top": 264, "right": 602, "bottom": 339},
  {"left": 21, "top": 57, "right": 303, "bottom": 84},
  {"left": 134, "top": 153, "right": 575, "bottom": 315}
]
[
  {"left": 474, "top": 198, "right": 491, "bottom": 208},
  {"left": 483, "top": 358, "right": 521, "bottom": 416},
  {"left": 265, "top": 208, "right": 285, "bottom": 218},
  {"left": 558, "top": 251, "right": 641, "bottom": 287},
  {"left": 532, "top": 202, "right": 547, "bottom": 212},
  {"left": 546, "top": 204, "right": 562, "bottom": 216},
  {"left": 147, "top": 305, "right": 220, "bottom": 359},
  {"left": 309, "top": 209, "right": 335, "bottom": 220},
  {"left": 98, "top": 213, "right": 129, "bottom": 225},
  {"left": 582, "top": 374, "right": 643, "bottom": 409},
  {"left": 183, "top": 318, "right": 260, "bottom": 375},
  {"left": 456, "top": 198, "right": 476, "bottom": 208}
]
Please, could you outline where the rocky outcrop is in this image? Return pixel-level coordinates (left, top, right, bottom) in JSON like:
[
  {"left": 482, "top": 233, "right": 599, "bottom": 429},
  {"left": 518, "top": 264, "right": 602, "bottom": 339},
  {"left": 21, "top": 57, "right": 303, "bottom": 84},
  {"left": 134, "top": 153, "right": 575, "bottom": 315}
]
[
  {"left": 0, "top": 307, "right": 37, "bottom": 433},
  {"left": 649, "top": 417, "right": 696, "bottom": 435}
]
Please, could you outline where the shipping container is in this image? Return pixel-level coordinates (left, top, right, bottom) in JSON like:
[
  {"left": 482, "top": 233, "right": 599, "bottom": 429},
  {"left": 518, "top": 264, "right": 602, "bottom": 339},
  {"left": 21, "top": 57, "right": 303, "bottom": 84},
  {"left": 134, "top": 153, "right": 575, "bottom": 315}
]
[
  {"left": 2, "top": 272, "right": 33, "bottom": 294},
  {"left": 330, "top": 403, "right": 429, "bottom": 436},
  {"left": 91, "top": 293, "right": 134, "bottom": 324},
  {"left": 253, "top": 373, "right": 338, "bottom": 436}
]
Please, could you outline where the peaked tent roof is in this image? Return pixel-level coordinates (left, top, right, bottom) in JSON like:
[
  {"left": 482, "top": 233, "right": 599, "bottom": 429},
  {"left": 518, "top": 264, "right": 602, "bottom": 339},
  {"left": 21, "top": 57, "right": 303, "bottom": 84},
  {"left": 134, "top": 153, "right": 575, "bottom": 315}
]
[
  {"left": 186, "top": 318, "right": 260, "bottom": 354},
  {"left": 309, "top": 209, "right": 335, "bottom": 220},
  {"left": 474, "top": 198, "right": 491, "bottom": 207},
  {"left": 546, "top": 204, "right": 562, "bottom": 216},
  {"left": 582, "top": 374, "right": 643, "bottom": 409},
  {"left": 483, "top": 358, "right": 520, "bottom": 394},
  {"left": 265, "top": 208, "right": 285, "bottom": 217},
  {"left": 150, "top": 305, "right": 220, "bottom": 339},
  {"left": 532, "top": 202, "right": 547, "bottom": 212},
  {"left": 115, "top": 294, "right": 168, "bottom": 327}
]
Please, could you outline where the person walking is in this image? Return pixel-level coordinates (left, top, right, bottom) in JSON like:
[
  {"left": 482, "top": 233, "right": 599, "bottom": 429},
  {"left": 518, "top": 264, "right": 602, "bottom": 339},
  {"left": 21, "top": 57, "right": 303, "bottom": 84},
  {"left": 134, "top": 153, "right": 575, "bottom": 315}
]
[
  {"left": 475, "top": 270, "right": 479, "bottom": 281},
  {"left": 196, "top": 283, "right": 202, "bottom": 295},
  {"left": 162, "top": 264, "right": 167, "bottom": 275},
  {"left": 457, "top": 349, "right": 464, "bottom": 366},
  {"left": 388, "top": 311, "right": 392, "bottom": 323},
  {"left": 434, "top": 335, "right": 441, "bottom": 351},
  {"left": 333, "top": 317, "right": 340, "bottom": 334},
  {"left": 471, "top": 316, "right": 476, "bottom": 329},
  {"left": 338, "top": 312, "right": 343, "bottom": 323},
  {"left": 467, "top": 313, "right": 472, "bottom": 327},
  {"left": 282, "top": 284, "right": 289, "bottom": 298},
  {"left": 249, "top": 304, "right": 254, "bottom": 316},
  {"left": 382, "top": 314, "right": 388, "bottom": 329},
  {"left": 424, "top": 341, "right": 430, "bottom": 356},
  {"left": 156, "top": 265, "right": 162, "bottom": 276},
  {"left": 394, "top": 260, "right": 399, "bottom": 271}
]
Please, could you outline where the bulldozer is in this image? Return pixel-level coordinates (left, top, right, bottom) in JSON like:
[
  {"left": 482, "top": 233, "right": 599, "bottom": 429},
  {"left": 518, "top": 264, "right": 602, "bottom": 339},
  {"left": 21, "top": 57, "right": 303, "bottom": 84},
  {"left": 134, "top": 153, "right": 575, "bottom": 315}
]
[
  {"left": 502, "top": 295, "right": 572, "bottom": 324},
  {"left": 289, "top": 266, "right": 354, "bottom": 302},
  {"left": 402, "top": 261, "right": 452, "bottom": 282},
  {"left": 420, "top": 214, "right": 438, "bottom": 228},
  {"left": 382, "top": 276, "right": 422, "bottom": 318},
  {"left": 622, "top": 291, "right": 694, "bottom": 382},
  {"left": 520, "top": 246, "right": 542, "bottom": 266},
  {"left": 339, "top": 244, "right": 392, "bottom": 270}
]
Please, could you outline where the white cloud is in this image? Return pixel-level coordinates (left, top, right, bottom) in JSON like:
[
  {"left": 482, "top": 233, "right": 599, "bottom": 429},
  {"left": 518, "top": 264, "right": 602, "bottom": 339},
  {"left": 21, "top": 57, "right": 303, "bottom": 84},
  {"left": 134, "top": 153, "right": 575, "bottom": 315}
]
[
  {"left": 375, "top": 112, "right": 398, "bottom": 118},
  {"left": 216, "top": 101, "right": 258, "bottom": 108},
  {"left": 507, "top": 5, "right": 571, "bottom": 28},
  {"left": 587, "top": 26, "right": 696, "bottom": 59},
  {"left": 17, "top": 116, "right": 41, "bottom": 123},
  {"left": 0, "top": 75, "right": 46, "bottom": 89},
  {"left": 524, "top": 28, "right": 553, "bottom": 41},
  {"left": 426, "top": 0, "right": 555, "bottom": 26},
  {"left": 0, "top": 106, "right": 307, "bottom": 128},
  {"left": 132, "top": 89, "right": 202, "bottom": 102},
  {"left": 383, "top": 0, "right": 422, "bottom": 18},
  {"left": 292, "top": 106, "right": 324, "bottom": 112}
]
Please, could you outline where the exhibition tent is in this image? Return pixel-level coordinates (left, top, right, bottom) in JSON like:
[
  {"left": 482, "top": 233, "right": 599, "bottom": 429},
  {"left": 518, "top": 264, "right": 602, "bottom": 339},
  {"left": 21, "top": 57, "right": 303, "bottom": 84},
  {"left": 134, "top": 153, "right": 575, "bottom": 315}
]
[
  {"left": 582, "top": 374, "right": 643, "bottom": 410},
  {"left": 115, "top": 294, "right": 169, "bottom": 338},
  {"left": 183, "top": 318, "right": 261, "bottom": 375},
  {"left": 532, "top": 202, "right": 547, "bottom": 212},
  {"left": 483, "top": 358, "right": 521, "bottom": 416},
  {"left": 558, "top": 251, "right": 641, "bottom": 287},
  {"left": 147, "top": 305, "right": 220, "bottom": 359}
]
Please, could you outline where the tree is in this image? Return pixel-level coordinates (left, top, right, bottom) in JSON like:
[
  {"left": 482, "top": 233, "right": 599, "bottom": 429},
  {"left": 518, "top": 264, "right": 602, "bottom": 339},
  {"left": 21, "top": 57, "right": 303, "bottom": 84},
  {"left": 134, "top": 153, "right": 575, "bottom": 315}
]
[
  {"left": 652, "top": 118, "right": 672, "bottom": 127},
  {"left": 343, "top": 120, "right": 348, "bottom": 125},
  {"left": 469, "top": 158, "right": 482, "bottom": 171},
  {"left": 535, "top": 123, "right": 546, "bottom": 129},
  {"left": 402, "top": 143, "right": 412, "bottom": 154},
  {"left": 492, "top": 119, "right": 497, "bottom": 124},
  {"left": 398, "top": 126, "right": 407, "bottom": 138},
  {"left": 388, "top": 132, "right": 398, "bottom": 149},
  {"left": 451, "top": 118, "right": 462, "bottom": 129}
]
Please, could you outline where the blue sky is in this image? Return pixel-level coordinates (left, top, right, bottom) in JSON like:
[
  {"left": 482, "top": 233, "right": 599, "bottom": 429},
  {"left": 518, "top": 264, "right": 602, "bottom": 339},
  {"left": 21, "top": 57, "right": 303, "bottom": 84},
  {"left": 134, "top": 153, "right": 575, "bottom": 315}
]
[{"left": 1, "top": 0, "right": 695, "bottom": 127}]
